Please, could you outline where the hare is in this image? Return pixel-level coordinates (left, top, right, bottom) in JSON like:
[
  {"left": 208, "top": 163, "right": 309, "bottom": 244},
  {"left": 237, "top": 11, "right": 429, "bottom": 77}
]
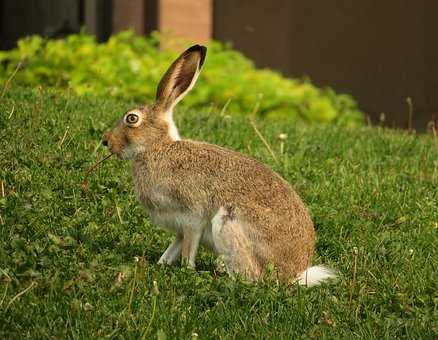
[{"left": 102, "top": 45, "right": 335, "bottom": 285}]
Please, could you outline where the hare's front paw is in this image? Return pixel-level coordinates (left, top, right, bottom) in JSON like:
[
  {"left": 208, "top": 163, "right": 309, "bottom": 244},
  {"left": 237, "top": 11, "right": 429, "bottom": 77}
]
[{"left": 158, "top": 236, "right": 182, "bottom": 265}]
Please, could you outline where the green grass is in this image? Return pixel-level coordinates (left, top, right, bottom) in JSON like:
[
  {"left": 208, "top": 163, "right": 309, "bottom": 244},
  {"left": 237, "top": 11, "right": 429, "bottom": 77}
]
[{"left": 1, "top": 86, "right": 437, "bottom": 339}]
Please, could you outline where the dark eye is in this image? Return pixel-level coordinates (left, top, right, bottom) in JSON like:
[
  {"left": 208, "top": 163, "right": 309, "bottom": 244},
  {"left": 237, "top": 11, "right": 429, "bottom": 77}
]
[{"left": 125, "top": 113, "right": 139, "bottom": 125}]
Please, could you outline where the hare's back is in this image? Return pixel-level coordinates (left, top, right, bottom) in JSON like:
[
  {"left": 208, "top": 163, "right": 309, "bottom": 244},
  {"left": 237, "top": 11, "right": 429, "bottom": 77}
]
[{"left": 162, "top": 140, "right": 307, "bottom": 217}]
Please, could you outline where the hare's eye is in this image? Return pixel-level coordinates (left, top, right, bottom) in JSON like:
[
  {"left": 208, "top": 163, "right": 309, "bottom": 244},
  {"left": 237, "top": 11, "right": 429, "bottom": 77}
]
[{"left": 125, "top": 113, "right": 139, "bottom": 125}]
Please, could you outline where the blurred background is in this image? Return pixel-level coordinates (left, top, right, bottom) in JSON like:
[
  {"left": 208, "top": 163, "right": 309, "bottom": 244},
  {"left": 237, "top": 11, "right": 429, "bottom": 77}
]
[{"left": 0, "top": 0, "right": 436, "bottom": 129}]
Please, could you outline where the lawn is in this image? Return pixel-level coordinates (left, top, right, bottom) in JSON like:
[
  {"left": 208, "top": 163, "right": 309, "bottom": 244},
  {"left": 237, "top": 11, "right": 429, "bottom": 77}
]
[{"left": 0, "top": 86, "right": 437, "bottom": 339}]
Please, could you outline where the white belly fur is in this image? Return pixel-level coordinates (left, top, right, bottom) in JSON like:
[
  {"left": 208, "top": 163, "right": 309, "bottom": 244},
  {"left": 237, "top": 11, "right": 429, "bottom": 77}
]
[{"left": 149, "top": 209, "right": 216, "bottom": 252}]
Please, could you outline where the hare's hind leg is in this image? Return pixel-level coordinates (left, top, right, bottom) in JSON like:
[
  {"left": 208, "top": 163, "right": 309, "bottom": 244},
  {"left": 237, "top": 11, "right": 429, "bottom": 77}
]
[{"left": 212, "top": 205, "right": 261, "bottom": 280}]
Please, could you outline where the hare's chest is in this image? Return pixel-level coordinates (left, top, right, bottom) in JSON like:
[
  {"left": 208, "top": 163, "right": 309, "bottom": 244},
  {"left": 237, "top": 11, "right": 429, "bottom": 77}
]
[
  {"left": 133, "top": 182, "right": 192, "bottom": 230},
  {"left": 134, "top": 179, "right": 175, "bottom": 211},
  {"left": 133, "top": 166, "right": 172, "bottom": 207},
  {"left": 131, "top": 163, "right": 215, "bottom": 249}
]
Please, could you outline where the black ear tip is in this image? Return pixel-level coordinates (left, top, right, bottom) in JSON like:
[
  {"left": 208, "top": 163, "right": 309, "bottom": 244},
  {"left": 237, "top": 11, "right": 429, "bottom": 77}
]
[
  {"left": 186, "top": 44, "right": 207, "bottom": 53},
  {"left": 186, "top": 44, "right": 207, "bottom": 66}
]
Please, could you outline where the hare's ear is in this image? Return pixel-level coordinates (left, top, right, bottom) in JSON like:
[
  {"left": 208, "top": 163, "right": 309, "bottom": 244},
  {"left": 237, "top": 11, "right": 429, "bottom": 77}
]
[{"left": 155, "top": 45, "right": 207, "bottom": 112}]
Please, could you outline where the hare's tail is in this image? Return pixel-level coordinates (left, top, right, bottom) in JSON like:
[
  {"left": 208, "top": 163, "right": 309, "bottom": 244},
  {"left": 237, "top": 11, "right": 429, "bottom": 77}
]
[{"left": 297, "top": 265, "right": 337, "bottom": 287}]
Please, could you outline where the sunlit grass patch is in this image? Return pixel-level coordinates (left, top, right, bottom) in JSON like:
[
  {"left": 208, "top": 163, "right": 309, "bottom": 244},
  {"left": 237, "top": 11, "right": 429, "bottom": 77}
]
[{"left": 0, "top": 87, "right": 437, "bottom": 338}]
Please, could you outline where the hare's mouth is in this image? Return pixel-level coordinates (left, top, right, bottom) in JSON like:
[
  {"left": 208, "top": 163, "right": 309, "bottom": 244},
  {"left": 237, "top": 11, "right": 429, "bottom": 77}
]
[{"left": 103, "top": 141, "right": 126, "bottom": 160}]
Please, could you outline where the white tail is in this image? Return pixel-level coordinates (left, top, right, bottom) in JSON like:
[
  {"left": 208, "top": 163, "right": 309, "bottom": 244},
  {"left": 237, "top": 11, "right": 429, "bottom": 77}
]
[{"left": 297, "top": 265, "right": 337, "bottom": 287}]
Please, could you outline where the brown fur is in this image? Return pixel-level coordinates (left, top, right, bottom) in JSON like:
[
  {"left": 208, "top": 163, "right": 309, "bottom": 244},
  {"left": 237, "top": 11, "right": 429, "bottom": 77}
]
[
  {"left": 131, "top": 140, "right": 315, "bottom": 279},
  {"left": 102, "top": 45, "right": 315, "bottom": 281}
]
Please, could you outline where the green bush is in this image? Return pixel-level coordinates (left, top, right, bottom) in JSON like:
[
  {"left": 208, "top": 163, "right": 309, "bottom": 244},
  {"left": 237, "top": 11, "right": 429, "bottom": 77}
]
[{"left": 0, "top": 31, "right": 363, "bottom": 125}]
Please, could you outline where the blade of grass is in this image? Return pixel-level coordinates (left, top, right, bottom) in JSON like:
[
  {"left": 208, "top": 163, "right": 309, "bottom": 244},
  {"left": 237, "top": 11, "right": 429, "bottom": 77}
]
[
  {"left": 249, "top": 119, "right": 279, "bottom": 165},
  {"left": 1, "top": 61, "right": 22, "bottom": 100},
  {"left": 5, "top": 281, "right": 37, "bottom": 312}
]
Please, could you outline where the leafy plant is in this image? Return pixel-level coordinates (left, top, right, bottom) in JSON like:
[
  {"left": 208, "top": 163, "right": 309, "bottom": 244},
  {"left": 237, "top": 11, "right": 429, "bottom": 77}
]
[{"left": 0, "top": 31, "right": 363, "bottom": 125}]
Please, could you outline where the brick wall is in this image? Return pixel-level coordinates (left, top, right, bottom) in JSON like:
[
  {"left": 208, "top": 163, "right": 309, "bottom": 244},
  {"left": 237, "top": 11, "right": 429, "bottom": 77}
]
[
  {"left": 112, "top": 0, "right": 145, "bottom": 35},
  {"left": 159, "top": 0, "right": 212, "bottom": 43}
]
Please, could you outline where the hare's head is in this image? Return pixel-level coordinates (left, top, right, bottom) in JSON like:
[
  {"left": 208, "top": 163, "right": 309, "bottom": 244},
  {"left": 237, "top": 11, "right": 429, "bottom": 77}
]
[{"left": 102, "top": 45, "right": 206, "bottom": 159}]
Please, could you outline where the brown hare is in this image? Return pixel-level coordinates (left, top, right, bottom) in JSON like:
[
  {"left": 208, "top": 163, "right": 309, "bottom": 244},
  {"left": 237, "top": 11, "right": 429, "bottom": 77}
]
[{"left": 102, "top": 45, "right": 335, "bottom": 285}]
